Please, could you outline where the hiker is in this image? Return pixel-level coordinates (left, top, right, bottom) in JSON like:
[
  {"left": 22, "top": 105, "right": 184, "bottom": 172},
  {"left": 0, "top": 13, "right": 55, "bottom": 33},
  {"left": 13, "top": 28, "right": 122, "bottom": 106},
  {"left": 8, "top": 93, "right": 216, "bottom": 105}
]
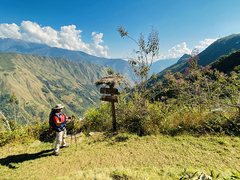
[{"left": 50, "top": 104, "right": 71, "bottom": 156}]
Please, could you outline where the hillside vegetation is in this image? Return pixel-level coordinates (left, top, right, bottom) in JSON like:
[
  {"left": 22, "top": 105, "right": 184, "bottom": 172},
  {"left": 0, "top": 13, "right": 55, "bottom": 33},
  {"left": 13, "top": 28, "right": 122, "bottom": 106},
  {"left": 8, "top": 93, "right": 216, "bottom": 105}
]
[
  {"left": 154, "top": 33, "right": 240, "bottom": 81},
  {"left": 210, "top": 49, "right": 240, "bottom": 74},
  {"left": 0, "top": 52, "right": 108, "bottom": 124}
]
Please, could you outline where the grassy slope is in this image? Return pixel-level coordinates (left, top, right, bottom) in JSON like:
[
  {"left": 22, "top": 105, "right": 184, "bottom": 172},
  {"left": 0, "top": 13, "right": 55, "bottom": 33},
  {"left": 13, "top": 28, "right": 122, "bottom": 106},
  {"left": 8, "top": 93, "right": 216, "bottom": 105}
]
[
  {"left": 210, "top": 49, "right": 240, "bottom": 74},
  {"left": 0, "top": 133, "right": 239, "bottom": 180},
  {"left": 0, "top": 52, "right": 108, "bottom": 122}
]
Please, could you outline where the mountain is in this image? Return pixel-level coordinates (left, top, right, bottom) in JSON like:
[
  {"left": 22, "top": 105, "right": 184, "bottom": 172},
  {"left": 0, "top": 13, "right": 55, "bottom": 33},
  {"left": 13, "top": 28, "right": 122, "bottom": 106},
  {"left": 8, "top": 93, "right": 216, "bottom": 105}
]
[
  {"left": 0, "top": 38, "right": 136, "bottom": 84},
  {"left": 151, "top": 54, "right": 191, "bottom": 80},
  {"left": 154, "top": 33, "right": 240, "bottom": 80},
  {"left": 0, "top": 52, "right": 108, "bottom": 124},
  {"left": 210, "top": 48, "right": 240, "bottom": 74},
  {"left": 149, "top": 58, "right": 179, "bottom": 77}
]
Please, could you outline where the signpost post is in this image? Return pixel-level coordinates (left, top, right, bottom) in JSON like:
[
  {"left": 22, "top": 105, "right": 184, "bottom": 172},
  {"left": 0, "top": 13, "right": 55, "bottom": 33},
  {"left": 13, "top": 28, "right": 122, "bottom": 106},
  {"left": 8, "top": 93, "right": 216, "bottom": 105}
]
[
  {"left": 99, "top": 85, "right": 119, "bottom": 131},
  {"left": 95, "top": 75, "right": 124, "bottom": 132}
]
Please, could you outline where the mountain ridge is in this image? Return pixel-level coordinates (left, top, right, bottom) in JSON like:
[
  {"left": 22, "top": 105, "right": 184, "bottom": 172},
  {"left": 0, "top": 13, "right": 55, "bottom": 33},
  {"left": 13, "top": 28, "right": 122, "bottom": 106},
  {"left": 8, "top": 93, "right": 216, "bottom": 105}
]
[
  {"left": 0, "top": 52, "right": 108, "bottom": 124},
  {"left": 0, "top": 38, "right": 137, "bottom": 84},
  {"left": 154, "top": 33, "right": 240, "bottom": 80}
]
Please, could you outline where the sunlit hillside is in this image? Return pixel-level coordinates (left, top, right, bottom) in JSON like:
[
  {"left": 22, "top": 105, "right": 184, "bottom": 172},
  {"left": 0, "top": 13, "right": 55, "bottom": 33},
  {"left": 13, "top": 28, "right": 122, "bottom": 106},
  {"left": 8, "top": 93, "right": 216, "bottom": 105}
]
[{"left": 0, "top": 52, "right": 108, "bottom": 124}]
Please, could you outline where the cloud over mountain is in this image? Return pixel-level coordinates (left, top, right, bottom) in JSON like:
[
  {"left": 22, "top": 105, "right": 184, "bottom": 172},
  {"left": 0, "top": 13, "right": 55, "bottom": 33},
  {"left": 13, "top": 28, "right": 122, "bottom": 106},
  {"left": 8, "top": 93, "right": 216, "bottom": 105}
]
[
  {"left": 159, "top": 38, "right": 219, "bottom": 60},
  {"left": 0, "top": 21, "right": 109, "bottom": 58},
  {"left": 194, "top": 38, "right": 219, "bottom": 50},
  {"left": 168, "top": 42, "right": 191, "bottom": 58}
]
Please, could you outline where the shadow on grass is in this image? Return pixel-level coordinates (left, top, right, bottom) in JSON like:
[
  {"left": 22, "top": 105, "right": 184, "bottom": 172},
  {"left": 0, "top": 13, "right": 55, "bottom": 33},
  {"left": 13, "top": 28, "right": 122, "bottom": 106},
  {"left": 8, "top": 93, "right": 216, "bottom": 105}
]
[
  {"left": 42, "top": 137, "right": 55, "bottom": 143},
  {"left": 0, "top": 149, "right": 54, "bottom": 169}
]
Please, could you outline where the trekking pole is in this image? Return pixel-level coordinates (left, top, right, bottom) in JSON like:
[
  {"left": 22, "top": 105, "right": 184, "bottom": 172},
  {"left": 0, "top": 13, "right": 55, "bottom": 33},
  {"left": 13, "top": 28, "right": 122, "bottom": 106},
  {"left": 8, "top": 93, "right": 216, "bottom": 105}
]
[{"left": 72, "top": 115, "right": 77, "bottom": 148}]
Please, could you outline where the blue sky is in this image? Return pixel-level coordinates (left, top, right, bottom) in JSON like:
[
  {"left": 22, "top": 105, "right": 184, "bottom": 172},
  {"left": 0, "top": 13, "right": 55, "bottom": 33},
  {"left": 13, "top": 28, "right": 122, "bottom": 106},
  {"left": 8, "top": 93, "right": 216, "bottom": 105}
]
[{"left": 0, "top": 0, "right": 240, "bottom": 60}]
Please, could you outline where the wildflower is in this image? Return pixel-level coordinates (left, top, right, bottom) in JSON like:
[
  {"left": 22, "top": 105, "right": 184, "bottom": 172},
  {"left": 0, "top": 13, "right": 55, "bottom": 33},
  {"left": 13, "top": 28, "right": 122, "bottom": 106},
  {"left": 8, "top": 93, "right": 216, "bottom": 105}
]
[
  {"left": 185, "top": 67, "right": 190, "bottom": 73},
  {"left": 175, "top": 79, "right": 183, "bottom": 86},
  {"left": 163, "top": 88, "right": 168, "bottom": 93},
  {"left": 3, "top": 117, "right": 6, "bottom": 121}
]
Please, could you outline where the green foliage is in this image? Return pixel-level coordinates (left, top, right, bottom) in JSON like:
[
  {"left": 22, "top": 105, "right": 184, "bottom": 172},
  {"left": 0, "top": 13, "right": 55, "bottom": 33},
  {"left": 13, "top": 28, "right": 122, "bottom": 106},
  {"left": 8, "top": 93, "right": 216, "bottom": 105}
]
[
  {"left": 229, "top": 170, "right": 240, "bottom": 179},
  {"left": 210, "top": 48, "right": 240, "bottom": 74},
  {"left": 79, "top": 52, "right": 240, "bottom": 137},
  {"left": 81, "top": 103, "right": 112, "bottom": 132},
  {"left": 111, "top": 171, "right": 130, "bottom": 180},
  {"left": 178, "top": 168, "right": 198, "bottom": 179}
]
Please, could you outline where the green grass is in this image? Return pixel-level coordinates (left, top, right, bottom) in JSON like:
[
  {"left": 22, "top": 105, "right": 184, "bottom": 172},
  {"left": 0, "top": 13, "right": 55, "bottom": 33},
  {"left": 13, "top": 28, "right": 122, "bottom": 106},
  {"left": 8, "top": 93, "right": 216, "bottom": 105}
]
[{"left": 0, "top": 133, "right": 239, "bottom": 179}]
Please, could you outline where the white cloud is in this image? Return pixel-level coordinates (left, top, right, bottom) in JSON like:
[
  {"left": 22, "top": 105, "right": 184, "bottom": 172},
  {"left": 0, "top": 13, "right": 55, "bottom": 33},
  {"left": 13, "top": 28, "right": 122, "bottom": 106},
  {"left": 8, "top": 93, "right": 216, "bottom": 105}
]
[
  {"left": 194, "top": 38, "right": 219, "bottom": 50},
  {"left": 0, "top": 21, "right": 109, "bottom": 58},
  {"left": 90, "top": 32, "right": 109, "bottom": 57},
  {"left": 0, "top": 23, "right": 21, "bottom": 39},
  {"left": 159, "top": 38, "right": 219, "bottom": 60},
  {"left": 166, "top": 42, "right": 191, "bottom": 59}
]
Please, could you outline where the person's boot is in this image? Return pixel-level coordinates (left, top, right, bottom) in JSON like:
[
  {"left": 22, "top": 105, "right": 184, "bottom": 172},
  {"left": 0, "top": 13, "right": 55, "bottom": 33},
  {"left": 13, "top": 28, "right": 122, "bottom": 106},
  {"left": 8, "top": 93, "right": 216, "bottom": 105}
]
[
  {"left": 54, "top": 152, "right": 60, "bottom": 156},
  {"left": 61, "top": 145, "right": 69, "bottom": 148}
]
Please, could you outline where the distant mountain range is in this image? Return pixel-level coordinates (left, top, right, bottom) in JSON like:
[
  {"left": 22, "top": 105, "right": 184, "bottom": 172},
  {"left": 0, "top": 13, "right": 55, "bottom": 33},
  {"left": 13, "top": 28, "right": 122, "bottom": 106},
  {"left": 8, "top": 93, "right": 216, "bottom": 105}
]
[
  {"left": 154, "top": 33, "right": 240, "bottom": 80},
  {"left": 148, "top": 58, "right": 179, "bottom": 77},
  {"left": 0, "top": 52, "right": 108, "bottom": 124},
  {"left": 0, "top": 38, "right": 138, "bottom": 84},
  {"left": 0, "top": 38, "right": 181, "bottom": 84}
]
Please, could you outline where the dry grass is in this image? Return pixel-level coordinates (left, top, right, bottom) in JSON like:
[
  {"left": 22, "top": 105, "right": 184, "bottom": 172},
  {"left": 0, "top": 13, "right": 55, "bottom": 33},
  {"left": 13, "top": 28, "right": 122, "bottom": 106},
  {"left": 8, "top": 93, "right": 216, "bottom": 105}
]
[{"left": 0, "top": 133, "right": 240, "bottom": 179}]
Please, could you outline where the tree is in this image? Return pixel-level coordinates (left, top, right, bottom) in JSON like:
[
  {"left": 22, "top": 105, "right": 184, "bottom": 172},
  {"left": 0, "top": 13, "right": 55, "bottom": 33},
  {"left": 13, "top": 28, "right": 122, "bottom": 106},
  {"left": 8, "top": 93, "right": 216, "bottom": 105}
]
[{"left": 117, "top": 25, "right": 159, "bottom": 91}]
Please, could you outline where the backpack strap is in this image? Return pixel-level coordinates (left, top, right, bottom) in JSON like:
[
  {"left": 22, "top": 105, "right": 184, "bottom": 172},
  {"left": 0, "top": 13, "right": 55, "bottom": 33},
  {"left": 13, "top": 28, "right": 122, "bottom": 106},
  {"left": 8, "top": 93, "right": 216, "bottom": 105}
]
[{"left": 52, "top": 112, "right": 66, "bottom": 128}]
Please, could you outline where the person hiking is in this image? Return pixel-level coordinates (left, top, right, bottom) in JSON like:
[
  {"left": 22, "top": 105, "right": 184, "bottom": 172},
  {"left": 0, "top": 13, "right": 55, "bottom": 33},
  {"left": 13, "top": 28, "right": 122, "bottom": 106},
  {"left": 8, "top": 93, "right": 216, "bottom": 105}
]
[{"left": 50, "top": 104, "right": 71, "bottom": 156}]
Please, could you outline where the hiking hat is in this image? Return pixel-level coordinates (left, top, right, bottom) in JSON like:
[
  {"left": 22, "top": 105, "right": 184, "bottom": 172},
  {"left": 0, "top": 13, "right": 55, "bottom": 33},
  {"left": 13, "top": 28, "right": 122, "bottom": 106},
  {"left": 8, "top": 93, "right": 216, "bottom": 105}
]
[{"left": 53, "top": 104, "right": 64, "bottom": 110}]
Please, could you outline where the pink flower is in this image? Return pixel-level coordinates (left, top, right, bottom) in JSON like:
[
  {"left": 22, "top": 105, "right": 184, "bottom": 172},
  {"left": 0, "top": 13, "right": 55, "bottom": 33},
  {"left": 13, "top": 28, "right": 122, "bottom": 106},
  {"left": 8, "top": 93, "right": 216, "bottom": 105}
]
[
  {"left": 3, "top": 117, "right": 6, "bottom": 120},
  {"left": 175, "top": 79, "right": 183, "bottom": 86},
  {"left": 163, "top": 88, "right": 168, "bottom": 93},
  {"left": 185, "top": 67, "right": 190, "bottom": 73}
]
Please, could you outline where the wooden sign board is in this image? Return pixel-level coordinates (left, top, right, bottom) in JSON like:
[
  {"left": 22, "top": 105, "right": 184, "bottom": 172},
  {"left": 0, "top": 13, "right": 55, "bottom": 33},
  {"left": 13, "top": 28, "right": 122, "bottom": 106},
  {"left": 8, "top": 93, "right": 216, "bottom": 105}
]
[
  {"left": 100, "top": 95, "right": 118, "bottom": 103},
  {"left": 100, "top": 88, "right": 120, "bottom": 95}
]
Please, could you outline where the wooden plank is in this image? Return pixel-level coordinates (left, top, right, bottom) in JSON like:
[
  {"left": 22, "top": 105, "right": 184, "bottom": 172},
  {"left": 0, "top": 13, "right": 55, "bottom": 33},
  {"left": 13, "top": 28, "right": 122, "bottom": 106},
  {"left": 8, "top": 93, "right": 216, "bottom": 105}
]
[
  {"left": 100, "top": 88, "right": 120, "bottom": 95},
  {"left": 100, "top": 95, "right": 118, "bottom": 103}
]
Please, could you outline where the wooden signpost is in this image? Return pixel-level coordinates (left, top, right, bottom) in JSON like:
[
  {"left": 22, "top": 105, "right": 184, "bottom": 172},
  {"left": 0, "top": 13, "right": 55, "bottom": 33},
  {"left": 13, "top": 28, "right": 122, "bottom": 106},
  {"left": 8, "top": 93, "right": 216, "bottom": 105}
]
[
  {"left": 95, "top": 75, "right": 125, "bottom": 132},
  {"left": 99, "top": 86, "right": 119, "bottom": 131},
  {"left": 100, "top": 87, "right": 120, "bottom": 95}
]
